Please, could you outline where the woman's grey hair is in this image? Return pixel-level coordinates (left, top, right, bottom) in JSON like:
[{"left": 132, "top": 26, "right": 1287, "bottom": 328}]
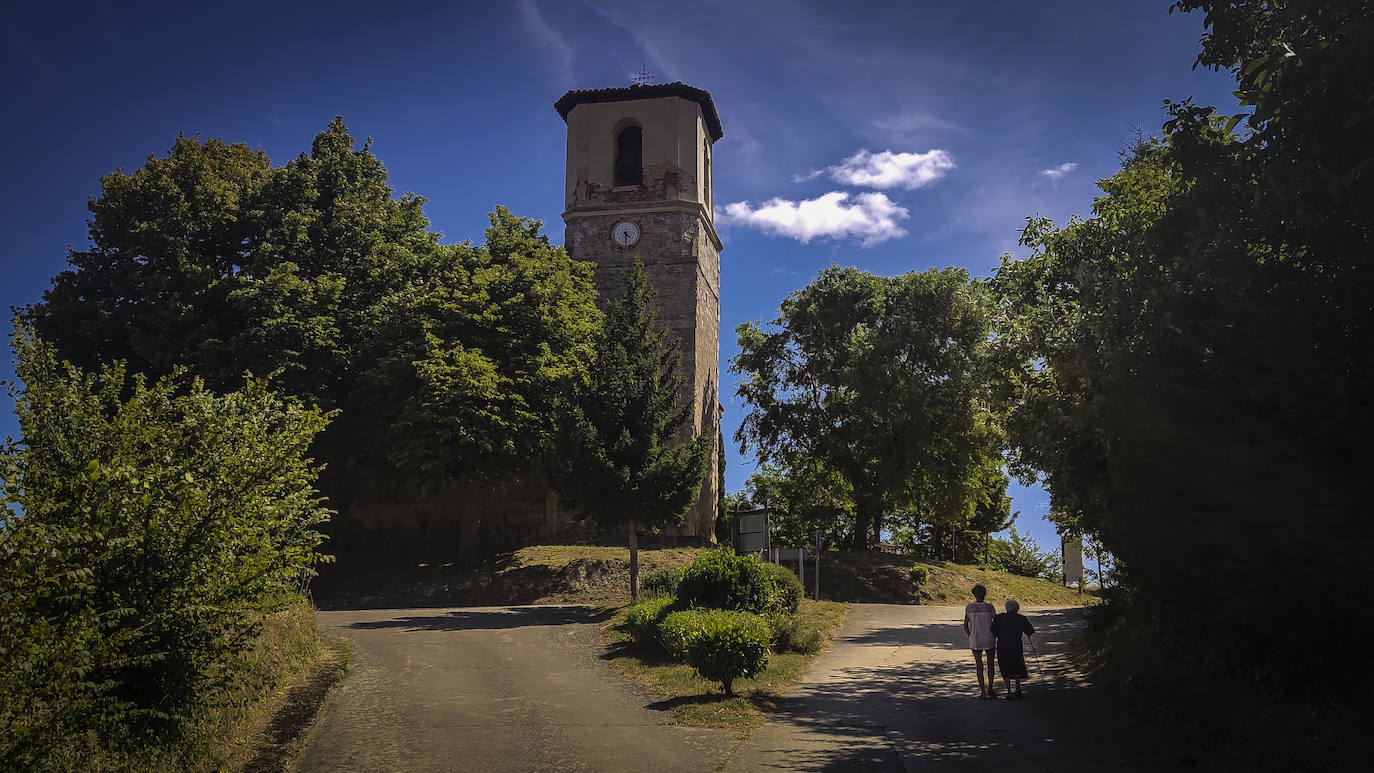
[{"left": 1005, "top": 599, "right": 1020, "bottom": 613}]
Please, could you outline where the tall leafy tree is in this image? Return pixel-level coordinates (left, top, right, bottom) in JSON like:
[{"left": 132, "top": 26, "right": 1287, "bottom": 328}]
[
  {"left": 741, "top": 462, "right": 854, "bottom": 550},
  {"left": 550, "top": 259, "right": 711, "bottom": 601},
  {"left": 989, "top": 2, "right": 1374, "bottom": 746},
  {"left": 733, "top": 266, "right": 992, "bottom": 550},
  {"left": 24, "top": 120, "right": 600, "bottom": 500}
]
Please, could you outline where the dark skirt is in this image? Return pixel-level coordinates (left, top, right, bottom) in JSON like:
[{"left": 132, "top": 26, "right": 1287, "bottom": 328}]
[{"left": 997, "top": 647, "right": 1028, "bottom": 679}]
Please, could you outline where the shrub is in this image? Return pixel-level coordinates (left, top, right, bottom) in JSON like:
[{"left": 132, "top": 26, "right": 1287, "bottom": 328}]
[
  {"left": 764, "top": 612, "right": 825, "bottom": 655},
  {"left": 658, "top": 609, "right": 708, "bottom": 660},
  {"left": 640, "top": 566, "right": 685, "bottom": 599},
  {"left": 684, "top": 610, "right": 770, "bottom": 695},
  {"left": 910, "top": 565, "right": 931, "bottom": 584},
  {"left": 0, "top": 334, "right": 332, "bottom": 770},
  {"left": 677, "top": 549, "right": 774, "bottom": 613},
  {"left": 761, "top": 562, "right": 804, "bottom": 613},
  {"left": 624, "top": 596, "right": 676, "bottom": 649}
]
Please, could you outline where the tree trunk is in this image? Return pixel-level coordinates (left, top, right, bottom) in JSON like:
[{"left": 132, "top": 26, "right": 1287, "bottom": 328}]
[
  {"left": 628, "top": 517, "right": 640, "bottom": 604},
  {"left": 853, "top": 497, "right": 879, "bottom": 551},
  {"left": 983, "top": 533, "right": 990, "bottom": 566}
]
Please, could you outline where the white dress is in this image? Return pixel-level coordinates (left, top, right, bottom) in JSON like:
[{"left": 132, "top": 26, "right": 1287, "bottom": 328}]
[{"left": 965, "top": 601, "right": 997, "bottom": 651}]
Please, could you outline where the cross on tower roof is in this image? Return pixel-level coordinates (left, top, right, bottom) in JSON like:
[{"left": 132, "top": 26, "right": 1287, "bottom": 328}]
[{"left": 631, "top": 59, "right": 655, "bottom": 86}]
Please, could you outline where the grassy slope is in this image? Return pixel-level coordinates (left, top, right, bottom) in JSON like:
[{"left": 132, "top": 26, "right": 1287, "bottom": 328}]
[
  {"left": 316, "top": 544, "right": 1092, "bottom": 609},
  {"left": 204, "top": 598, "right": 350, "bottom": 773}
]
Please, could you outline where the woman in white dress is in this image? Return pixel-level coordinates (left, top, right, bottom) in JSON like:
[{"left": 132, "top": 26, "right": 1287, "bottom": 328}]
[{"left": 963, "top": 584, "right": 998, "bottom": 699}]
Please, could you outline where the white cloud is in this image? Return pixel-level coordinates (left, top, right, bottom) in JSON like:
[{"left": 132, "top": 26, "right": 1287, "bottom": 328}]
[
  {"left": 828, "top": 148, "right": 955, "bottom": 190},
  {"left": 1039, "top": 162, "right": 1078, "bottom": 179},
  {"left": 717, "top": 191, "right": 909, "bottom": 247},
  {"left": 792, "top": 168, "right": 824, "bottom": 183}
]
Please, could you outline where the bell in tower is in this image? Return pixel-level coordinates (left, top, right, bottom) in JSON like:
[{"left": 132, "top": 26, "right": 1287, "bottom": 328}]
[{"left": 554, "top": 82, "right": 724, "bottom": 541}]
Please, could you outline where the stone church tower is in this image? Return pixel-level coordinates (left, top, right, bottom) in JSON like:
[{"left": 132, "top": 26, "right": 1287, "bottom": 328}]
[{"left": 555, "top": 82, "right": 723, "bottom": 540}]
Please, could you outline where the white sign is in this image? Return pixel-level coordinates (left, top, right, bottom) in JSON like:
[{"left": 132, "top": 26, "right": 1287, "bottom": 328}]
[
  {"left": 1063, "top": 536, "right": 1084, "bottom": 583},
  {"left": 738, "top": 513, "right": 767, "bottom": 534}
]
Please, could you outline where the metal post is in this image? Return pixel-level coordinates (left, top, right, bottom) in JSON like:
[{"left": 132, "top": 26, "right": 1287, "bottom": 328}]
[{"left": 815, "top": 532, "right": 822, "bottom": 600}]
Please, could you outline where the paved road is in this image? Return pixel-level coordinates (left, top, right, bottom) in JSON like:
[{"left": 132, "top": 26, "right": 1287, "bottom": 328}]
[
  {"left": 295, "top": 606, "right": 734, "bottom": 772},
  {"left": 296, "top": 604, "right": 1236, "bottom": 772},
  {"left": 724, "top": 604, "right": 1237, "bottom": 772}
]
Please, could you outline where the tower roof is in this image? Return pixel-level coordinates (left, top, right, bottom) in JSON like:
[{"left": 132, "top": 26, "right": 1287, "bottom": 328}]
[{"left": 554, "top": 82, "right": 723, "bottom": 141}]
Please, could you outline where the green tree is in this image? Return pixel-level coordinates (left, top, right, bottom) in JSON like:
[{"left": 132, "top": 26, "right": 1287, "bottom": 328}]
[
  {"left": 965, "top": 458, "right": 1016, "bottom": 565},
  {"left": 24, "top": 120, "right": 600, "bottom": 499},
  {"left": 0, "top": 327, "right": 331, "bottom": 768},
  {"left": 733, "top": 266, "right": 992, "bottom": 550},
  {"left": 989, "top": 0, "right": 1374, "bottom": 724},
  {"left": 741, "top": 462, "right": 853, "bottom": 549},
  {"left": 550, "top": 259, "right": 711, "bottom": 602},
  {"left": 988, "top": 528, "right": 1059, "bottom": 580}
]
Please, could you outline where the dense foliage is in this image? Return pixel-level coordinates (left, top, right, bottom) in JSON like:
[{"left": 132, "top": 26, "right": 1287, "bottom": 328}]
[
  {"left": 23, "top": 120, "right": 600, "bottom": 496},
  {"left": 676, "top": 548, "right": 776, "bottom": 614},
  {"left": 989, "top": 0, "right": 1374, "bottom": 737},
  {"left": 550, "top": 259, "right": 711, "bottom": 600},
  {"left": 987, "top": 529, "right": 1060, "bottom": 580},
  {"left": 759, "top": 561, "right": 804, "bottom": 614},
  {"left": 639, "top": 566, "right": 686, "bottom": 598},
  {"left": 732, "top": 266, "right": 1005, "bottom": 550},
  {"left": 0, "top": 330, "right": 331, "bottom": 770},
  {"left": 683, "top": 610, "right": 770, "bottom": 696},
  {"left": 623, "top": 596, "right": 677, "bottom": 649}
]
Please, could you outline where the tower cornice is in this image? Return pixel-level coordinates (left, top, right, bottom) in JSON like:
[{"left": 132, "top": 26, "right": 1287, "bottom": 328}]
[{"left": 555, "top": 82, "right": 723, "bottom": 142}]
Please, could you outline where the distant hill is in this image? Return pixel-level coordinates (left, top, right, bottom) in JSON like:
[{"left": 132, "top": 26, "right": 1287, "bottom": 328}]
[{"left": 314, "top": 545, "right": 1091, "bottom": 609}]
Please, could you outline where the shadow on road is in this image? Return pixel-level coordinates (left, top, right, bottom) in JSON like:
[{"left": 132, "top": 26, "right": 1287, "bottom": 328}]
[
  {"left": 346, "top": 606, "right": 607, "bottom": 632},
  {"left": 743, "top": 607, "right": 1229, "bottom": 772}
]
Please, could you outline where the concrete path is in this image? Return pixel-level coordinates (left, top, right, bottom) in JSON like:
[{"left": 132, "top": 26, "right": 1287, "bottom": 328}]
[
  {"left": 296, "top": 604, "right": 1238, "bottom": 772},
  {"left": 724, "top": 604, "right": 1237, "bottom": 772},
  {"left": 295, "top": 606, "right": 733, "bottom": 772}
]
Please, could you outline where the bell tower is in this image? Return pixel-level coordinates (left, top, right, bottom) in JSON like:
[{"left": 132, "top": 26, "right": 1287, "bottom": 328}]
[{"left": 555, "top": 82, "right": 723, "bottom": 541}]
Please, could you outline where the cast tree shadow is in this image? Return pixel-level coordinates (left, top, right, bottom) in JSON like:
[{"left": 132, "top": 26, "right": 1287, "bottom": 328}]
[
  {"left": 744, "top": 608, "right": 1235, "bottom": 772},
  {"left": 346, "top": 605, "right": 608, "bottom": 632}
]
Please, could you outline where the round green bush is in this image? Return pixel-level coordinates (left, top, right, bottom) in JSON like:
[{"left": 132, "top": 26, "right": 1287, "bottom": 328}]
[
  {"left": 677, "top": 549, "right": 775, "bottom": 613},
  {"left": 761, "top": 562, "right": 803, "bottom": 613},
  {"left": 910, "top": 565, "right": 931, "bottom": 584},
  {"left": 684, "top": 610, "right": 770, "bottom": 696},
  {"left": 624, "top": 596, "right": 676, "bottom": 648},
  {"left": 658, "top": 608, "right": 709, "bottom": 660},
  {"left": 640, "top": 566, "right": 685, "bottom": 598}
]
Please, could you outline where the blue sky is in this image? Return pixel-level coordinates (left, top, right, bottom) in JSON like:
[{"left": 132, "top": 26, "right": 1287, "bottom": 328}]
[{"left": 1, "top": 1, "right": 1238, "bottom": 553}]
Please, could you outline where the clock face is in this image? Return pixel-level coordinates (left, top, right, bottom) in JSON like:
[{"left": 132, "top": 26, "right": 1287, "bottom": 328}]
[{"left": 611, "top": 220, "right": 641, "bottom": 247}]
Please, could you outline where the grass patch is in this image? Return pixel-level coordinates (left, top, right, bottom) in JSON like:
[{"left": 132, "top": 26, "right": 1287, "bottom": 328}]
[
  {"left": 202, "top": 597, "right": 351, "bottom": 772},
  {"left": 817, "top": 550, "right": 1094, "bottom": 606},
  {"left": 316, "top": 543, "right": 1092, "bottom": 609},
  {"left": 601, "top": 598, "right": 849, "bottom": 733}
]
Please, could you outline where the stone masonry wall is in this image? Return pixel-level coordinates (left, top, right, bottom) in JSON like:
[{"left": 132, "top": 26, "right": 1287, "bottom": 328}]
[{"left": 564, "top": 205, "right": 721, "bottom": 540}]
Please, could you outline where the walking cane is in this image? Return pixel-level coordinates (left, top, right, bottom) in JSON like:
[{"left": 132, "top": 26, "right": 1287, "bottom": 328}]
[{"left": 1026, "top": 634, "right": 1045, "bottom": 688}]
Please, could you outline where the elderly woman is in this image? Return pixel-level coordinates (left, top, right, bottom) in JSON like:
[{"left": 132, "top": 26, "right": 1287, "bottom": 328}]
[{"left": 989, "top": 599, "right": 1035, "bottom": 700}]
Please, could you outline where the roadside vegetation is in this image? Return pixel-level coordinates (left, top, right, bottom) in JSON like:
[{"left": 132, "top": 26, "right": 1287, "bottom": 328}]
[
  {"left": 0, "top": 334, "right": 335, "bottom": 771},
  {"left": 314, "top": 543, "right": 1092, "bottom": 609},
  {"left": 602, "top": 549, "right": 848, "bottom": 731}
]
